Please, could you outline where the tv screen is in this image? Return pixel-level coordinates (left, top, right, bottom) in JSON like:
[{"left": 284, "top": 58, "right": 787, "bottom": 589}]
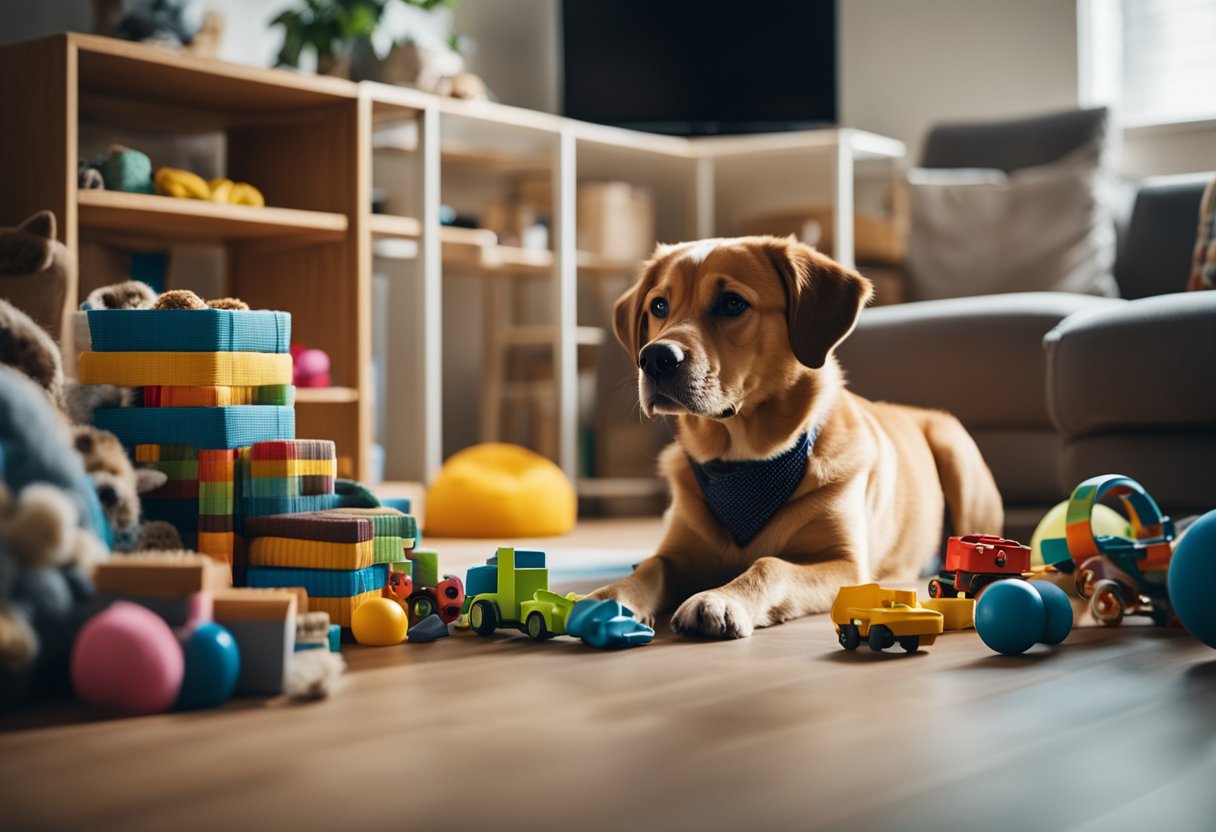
[{"left": 561, "top": 0, "right": 837, "bottom": 135}]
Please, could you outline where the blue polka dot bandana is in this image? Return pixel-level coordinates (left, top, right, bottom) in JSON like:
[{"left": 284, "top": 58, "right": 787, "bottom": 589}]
[{"left": 689, "top": 430, "right": 815, "bottom": 547}]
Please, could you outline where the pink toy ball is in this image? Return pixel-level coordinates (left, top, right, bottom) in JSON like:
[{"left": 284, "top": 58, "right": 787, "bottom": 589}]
[
  {"left": 293, "top": 348, "right": 331, "bottom": 388},
  {"left": 71, "top": 602, "right": 184, "bottom": 715}
]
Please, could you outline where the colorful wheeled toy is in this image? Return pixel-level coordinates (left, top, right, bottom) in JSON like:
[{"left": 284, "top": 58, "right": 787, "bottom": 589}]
[
  {"left": 1041, "top": 475, "right": 1176, "bottom": 626},
  {"left": 464, "top": 547, "right": 654, "bottom": 647},
  {"left": 927, "top": 534, "right": 1031, "bottom": 599}
]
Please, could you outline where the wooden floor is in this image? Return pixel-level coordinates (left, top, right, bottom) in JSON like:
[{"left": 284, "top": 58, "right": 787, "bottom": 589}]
[{"left": 3, "top": 518, "right": 1216, "bottom": 832}]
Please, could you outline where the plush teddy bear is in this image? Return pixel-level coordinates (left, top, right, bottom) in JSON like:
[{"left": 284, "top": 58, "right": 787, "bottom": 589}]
[
  {"left": 81, "top": 279, "right": 158, "bottom": 311},
  {"left": 0, "top": 211, "right": 72, "bottom": 343},
  {"left": 0, "top": 299, "right": 66, "bottom": 408},
  {"left": 72, "top": 426, "right": 181, "bottom": 553},
  {"left": 0, "top": 366, "right": 109, "bottom": 703}
]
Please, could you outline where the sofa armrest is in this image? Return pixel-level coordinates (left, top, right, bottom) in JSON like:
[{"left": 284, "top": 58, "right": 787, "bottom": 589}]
[{"left": 1044, "top": 291, "right": 1216, "bottom": 437}]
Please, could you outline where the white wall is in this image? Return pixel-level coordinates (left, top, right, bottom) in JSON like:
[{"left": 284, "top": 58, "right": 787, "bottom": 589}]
[{"left": 839, "top": 0, "right": 1080, "bottom": 162}]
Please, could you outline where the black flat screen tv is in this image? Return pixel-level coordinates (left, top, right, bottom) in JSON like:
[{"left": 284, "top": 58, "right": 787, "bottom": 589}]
[{"left": 561, "top": 0, "right": 837, "bottom": 136}]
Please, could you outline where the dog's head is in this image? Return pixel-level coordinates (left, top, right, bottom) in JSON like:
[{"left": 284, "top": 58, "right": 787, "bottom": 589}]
[{"left": 614, "top": 235, "right": 872, "bottom": 421}]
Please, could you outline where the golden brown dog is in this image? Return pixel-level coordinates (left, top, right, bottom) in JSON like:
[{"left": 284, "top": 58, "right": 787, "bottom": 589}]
[{"left": 588, "top": 236, "right": 1003, "bottom": 638}]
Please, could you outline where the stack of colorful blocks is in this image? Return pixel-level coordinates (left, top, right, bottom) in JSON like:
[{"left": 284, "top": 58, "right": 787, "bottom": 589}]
[
  {"left": 244, "top": 513, "right": 389, "bottom": 627},
  {"left": 80, "top": 308, "right": 295, "bottom": 564},
  {"left": 81, "top": 307, "right": 423, "bottom": 630}
]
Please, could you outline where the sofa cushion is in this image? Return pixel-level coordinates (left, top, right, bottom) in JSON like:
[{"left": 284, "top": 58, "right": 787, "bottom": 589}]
[
  {"left": 1044, "top": 291, "right": 1216, "bottom": 437},
  {"left": 838, "top": 292, "right": 1123, "bottom": 428},
  {"left": 1061, "top": 433, "right": 1216, "bottom": 514},
  {"left": 969, "top": 428, "right": 1068, "bottom": 505},
  {"left": 920, "top": 108, "right": 1109, "bottom": 174},
  {"left": 1117, "top": 174, "right": 1210, "bottom": 298},
  {"left": 906, "top": 146, "right": 1119, "bottom": 300}
]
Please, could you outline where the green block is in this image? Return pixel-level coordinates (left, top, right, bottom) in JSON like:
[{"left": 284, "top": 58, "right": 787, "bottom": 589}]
[
  {"left": 409, "top": 550, "right": 439, "bottom": 588},
  {"left": 374, "top": 536, "right": 404, "bottom": 564}
]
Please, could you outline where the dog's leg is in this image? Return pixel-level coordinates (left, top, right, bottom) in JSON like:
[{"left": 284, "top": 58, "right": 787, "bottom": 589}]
[
  {"left": 918, "top": 410, "right": 1004, "bottom": 536},
  {"left": 671, "top": 554, "right": 864, "bottom": 639},
  {"left": 586, "top": 517, "right": 726, "bottom": 628}
]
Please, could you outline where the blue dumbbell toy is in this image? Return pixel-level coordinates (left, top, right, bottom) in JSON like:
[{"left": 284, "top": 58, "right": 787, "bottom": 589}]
[{"left": 975, "top": 579, "right": 1074, "bottom": 655}]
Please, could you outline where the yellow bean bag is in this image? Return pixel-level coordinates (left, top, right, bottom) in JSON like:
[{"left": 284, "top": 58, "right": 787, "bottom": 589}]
[{"left": 425, "top": 443, "right": 576, "bottom": 538}]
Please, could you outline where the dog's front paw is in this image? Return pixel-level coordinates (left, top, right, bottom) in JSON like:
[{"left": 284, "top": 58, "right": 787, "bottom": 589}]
[
  {"left": 584, "top": 585, "right": 655, "bottom": 629},
  {"left": 671, "top": 592, "right": 753, "bottom": 639}
]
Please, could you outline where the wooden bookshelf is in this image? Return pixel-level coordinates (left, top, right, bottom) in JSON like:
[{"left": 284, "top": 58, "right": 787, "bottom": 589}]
[
  {"left": 78, "top": 190, "right": 348, "bottom": 243},
  {"left": 0, "top": 37, "right": 905, "bottom": 493}
]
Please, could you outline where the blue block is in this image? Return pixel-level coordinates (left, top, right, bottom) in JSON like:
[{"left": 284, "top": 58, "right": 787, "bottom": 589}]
[
  {"left": 246, "top": 563, "right": 389, "bottom": 598},
  {"left": 515, "top": 549, "right": 546, "bottom": 568},
  {"left": 379, "top": 496, "right": 411, "bottom": 515},
  {"left": 328, "top": 624, "right": 341, "bottom": 652},
  {"left": 95, "top": 406, "right": 295, "bottom": 450},
  {"left": 87, "top": 309, "right": 291, "bottom": 353},
  {"left": 465, "top": 563, "right": 498, "bottom": 597}
]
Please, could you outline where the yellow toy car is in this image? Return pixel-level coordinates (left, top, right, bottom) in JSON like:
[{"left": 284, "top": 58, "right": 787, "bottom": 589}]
[{"left": 831, "top": 584, "right": 945, "bottom": 653}]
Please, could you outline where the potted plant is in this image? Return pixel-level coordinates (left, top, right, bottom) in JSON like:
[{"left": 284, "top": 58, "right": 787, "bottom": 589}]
[{"left": 269, "top": 0, "right": 452, "bottom": 78}]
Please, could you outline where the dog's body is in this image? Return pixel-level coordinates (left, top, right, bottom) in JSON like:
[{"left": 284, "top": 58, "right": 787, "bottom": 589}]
[{"left": 589, "top": 236, "right": 1003, "bottom": 638}]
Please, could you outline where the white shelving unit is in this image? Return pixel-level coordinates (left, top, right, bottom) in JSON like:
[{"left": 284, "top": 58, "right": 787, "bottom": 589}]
[{"left": 362, "top": 82, "right": 905, "bottom": 491}]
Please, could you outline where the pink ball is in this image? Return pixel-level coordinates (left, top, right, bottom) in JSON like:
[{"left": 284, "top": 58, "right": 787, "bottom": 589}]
[
  {"left": 71, "top": 602, "right": 184, "bottom": 715},
  {"left": 293, "top": 348, "right": 330, "bottom": 387}
]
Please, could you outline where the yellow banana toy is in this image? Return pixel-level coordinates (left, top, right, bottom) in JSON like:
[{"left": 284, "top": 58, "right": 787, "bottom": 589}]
[
  {"left": 207, "top": 177, "right": 265, "bottom": 208},
  {"left": 154, "top": 167, "right": 210, "bottom": 200}
]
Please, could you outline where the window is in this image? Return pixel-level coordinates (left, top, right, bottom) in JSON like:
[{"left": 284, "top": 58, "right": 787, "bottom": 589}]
[{"left": 1081, "top": 0, "right": 1216, "bottom": 128}]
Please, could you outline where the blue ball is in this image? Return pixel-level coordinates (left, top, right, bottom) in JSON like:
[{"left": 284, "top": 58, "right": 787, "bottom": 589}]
[
  {"left": 1168, "top": 509, "right": 1216, "bottom": 649},
  {"left": 175, "top": 622, "right": 241, "bottom": 711},
  {"left": 975, "top": 580, "right": 1046, "bottom": 655},
  {"left": 1029, "top": 580, "right": 1074, "bottom": 645}
]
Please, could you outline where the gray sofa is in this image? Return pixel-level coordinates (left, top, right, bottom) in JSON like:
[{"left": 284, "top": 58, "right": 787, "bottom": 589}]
[{"left": 837, "top": 115, "right": 1215, "bottom": 538}]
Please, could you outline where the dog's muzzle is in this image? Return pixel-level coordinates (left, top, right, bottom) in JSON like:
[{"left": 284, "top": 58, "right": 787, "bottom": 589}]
[{"left": 639, "top": 342, "right": 685, "bottom": 381}]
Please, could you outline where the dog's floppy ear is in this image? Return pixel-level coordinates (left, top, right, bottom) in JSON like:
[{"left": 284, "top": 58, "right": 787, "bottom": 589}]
[
  {"left": 612, "top": 254, "right": 665, "bottom": 357},
  {"left": 763, "top": 237, "right": 873, "bottom": 369}
]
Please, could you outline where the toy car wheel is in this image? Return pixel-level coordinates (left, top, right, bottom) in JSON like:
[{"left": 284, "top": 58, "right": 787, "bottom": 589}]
[
  {"left": 898, "top": 635, "right": 920, "bottom": 652},
  {"left": 1076, "top": 567, "right": 1097, "bottom": 599},
  {"left": 868, "top": 624, "right": 894, "bottom": 652},
  {"left": 408, "top": 593, "right": 436, "bottom": 620},
  {"left": 526, "top": 612, "right": 554, "bottom": 641},
  {"left": 469, "top": 600, "right": 499, "bottom": 636},
  {"left": 1090, "top": 580, "right": 1125, "bottom": 626},
  {"left": 927, "top": 579, "right": 943, "bottom": 599},
  {"left": 838, "top": 624, "right": 860, "bottom": 650}
]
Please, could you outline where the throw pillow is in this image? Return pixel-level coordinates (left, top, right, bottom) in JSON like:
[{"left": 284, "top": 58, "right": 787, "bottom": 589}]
[{"left": 906, "top": 142, "right": 1119, "bottom": 300}]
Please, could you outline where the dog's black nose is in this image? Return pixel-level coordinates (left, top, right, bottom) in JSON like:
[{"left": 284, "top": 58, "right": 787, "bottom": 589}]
[
  {"left": 639, "top": 342, "right": 685, "bottom": 380},
  {"left": 97, "top": 484, "right": 118, "bottom": 507}
]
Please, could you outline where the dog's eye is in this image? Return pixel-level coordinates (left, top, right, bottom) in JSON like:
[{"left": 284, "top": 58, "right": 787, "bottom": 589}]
[
  {"left": 649, "top": 298, "right": 668, "bottom": 319},
  {"left": 716, "top": 293, "right": 749, "bottom": 317}
]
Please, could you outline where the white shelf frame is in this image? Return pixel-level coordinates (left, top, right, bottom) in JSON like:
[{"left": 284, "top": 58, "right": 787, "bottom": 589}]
[{"left": 364, "top": 82, "right": 905, "bottom": 486}]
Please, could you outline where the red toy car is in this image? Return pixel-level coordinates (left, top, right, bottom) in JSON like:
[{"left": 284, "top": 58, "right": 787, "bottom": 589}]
[
  {"left": 383, "top": 570, "right": 466, "bottom": 624},
  {"left": 927, "top": 534, "right": 1031, "bottom": 599}
]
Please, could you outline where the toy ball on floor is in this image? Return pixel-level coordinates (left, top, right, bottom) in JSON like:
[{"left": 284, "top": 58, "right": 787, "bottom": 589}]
[
  {"left": 1032, "top": 580, "right": 1074, "bottom": 645},
  {"left": 1030, "top": 499, "right": 1131, "bottom": 567},
  {"left": 71, "top": 602, "right": 184, "bottom": 714},
  {"left": 175, "top": 622, "right": 241, "bottom": 711},
  {"left": 425, "top": 443, "right": 576, "bottom": 538},
  {"left": 975, "top": 579, "right": 1073, "bottom": 655},
  {"left": 1168, "top": 509, "right": 1216, "bottom": 649},
  {"left": 351, "top": 598, "right": 409, "bottom": 646}
]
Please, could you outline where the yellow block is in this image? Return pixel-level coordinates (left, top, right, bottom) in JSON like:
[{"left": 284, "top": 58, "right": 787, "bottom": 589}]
[
  {"left": 250, "top": 459, "right": 337, "bottom": 479},
  {"left": 248, "top": 536, "right": 374, "bottom": 570},
  {"left": 919, "top": 597, "right": 975, "bottom": 630},
  {"left": 309, "top": 589, "right": 381, "bottom": 628},
  {"left": 79, "top": 351, "right": 292, "bottom": 387}
]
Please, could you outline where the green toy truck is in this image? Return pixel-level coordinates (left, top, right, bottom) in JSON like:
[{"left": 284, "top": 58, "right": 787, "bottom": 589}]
[{"left": 465, "top": 547, "right": 581, "bottom": 640}]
